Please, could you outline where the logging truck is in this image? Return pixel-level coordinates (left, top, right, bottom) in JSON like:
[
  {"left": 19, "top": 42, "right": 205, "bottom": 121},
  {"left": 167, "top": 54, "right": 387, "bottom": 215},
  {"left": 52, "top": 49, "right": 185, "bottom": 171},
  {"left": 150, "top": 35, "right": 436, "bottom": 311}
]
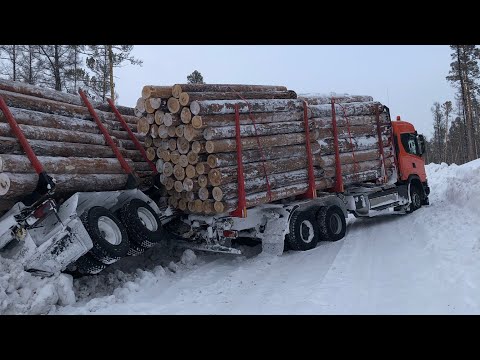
[{"left": 0, "top": 81, "right": 430, "bottom": 276}]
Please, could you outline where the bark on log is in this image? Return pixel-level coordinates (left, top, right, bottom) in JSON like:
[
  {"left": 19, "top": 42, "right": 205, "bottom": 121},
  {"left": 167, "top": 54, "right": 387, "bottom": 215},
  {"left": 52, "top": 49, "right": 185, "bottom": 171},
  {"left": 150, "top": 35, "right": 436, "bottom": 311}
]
[
  {"left": 205, "top": 130, "right": 320, "bottom": 154},
  {"left": 172, "top": 84, "right": 288, "bottom": 96},
  {"left": 212, "top": 168, "right": 325, "bottom": 201},
  {"left": 178, "top": 90, "right": 297, "bottom": 107},
  {"left": 208, "top": 155, "right": 323, "bottom": 186},
  {"left": 0, "top": 89, "right": 138, "bottom": 123},
  {"left": 0, "top": 136, "right": 144, "bottom": 161},
  {"left": 190, "top": 99, "right": 305, "bottom": 116},
  {"left": 2, "top": 173, "right": 129, "bottom": 199},
  {"left": 0, "top": 155, "right": 137, "bottom": 175},
  {"left": 142, "top": 86, "right": 173, "bottom": 100},
  {"left": 207, "top": 143, "right": 321, "bottom": 168},
  {"left": 203, "top": 121, "right": 307, "bottom": 141},
  {"left": 190, "top": 111, "right": 305, "bottom": 129},
  {"left": 299, "top": 94, "right": 373, "bottom": 105},
  {"left": 309, "top": 101, "right": 383, "bottom": 118},
  {"left": 312, "top": 113, "right": 389, "bottom": 128}
]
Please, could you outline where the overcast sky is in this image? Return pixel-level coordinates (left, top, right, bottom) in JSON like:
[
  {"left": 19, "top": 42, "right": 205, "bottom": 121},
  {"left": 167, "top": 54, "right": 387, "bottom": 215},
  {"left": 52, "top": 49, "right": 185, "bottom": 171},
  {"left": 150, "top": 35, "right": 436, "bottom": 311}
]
[{"left": 115, "top": 45, "right": 457, "bottom": 137}]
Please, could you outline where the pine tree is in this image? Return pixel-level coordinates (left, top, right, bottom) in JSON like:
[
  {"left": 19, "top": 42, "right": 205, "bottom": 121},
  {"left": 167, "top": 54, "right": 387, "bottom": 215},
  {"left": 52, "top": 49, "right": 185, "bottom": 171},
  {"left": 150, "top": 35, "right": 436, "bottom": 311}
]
[
  {"left": 446, "top": 45, "right": 480, "bottom": 161},
  {"left": 442, "top": 100, "right": 453, "bottom": 162},
  {"left": 187, "top": 70, "right": 205, "bottom": 84},
  {"left": 17, "top": 45, "right": 43, "bottom": 85},
  {"left": 431, "top": 102, "right": 445, "bottom": 162},
  {"left": 0, "top": 45, "right": 19, "bottom": 81},
  {"left": 86, "top": 45, "right": 142, "bottom": 102},
  {"left": 36, "top": 45, "right": 78, "bottom": 91}
]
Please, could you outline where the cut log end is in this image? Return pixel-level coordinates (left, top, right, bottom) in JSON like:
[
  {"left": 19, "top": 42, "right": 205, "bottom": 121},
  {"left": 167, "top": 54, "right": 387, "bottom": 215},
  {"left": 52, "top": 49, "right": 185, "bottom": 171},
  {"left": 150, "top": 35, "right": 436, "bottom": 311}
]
[
  {"left": 172, "top": 84, "right": 182, "bottom": 98},
  {"left": 191, "top": 141, "right": 202, "bottom": 154},
  {"left": 179, "top": 155, "right": 189, "bottom": 168},
  {"left": 175, "top": 125, "right": 185, "bottom": 138},
  {"left": 146, "top": 147, "right": 156, "bottom": 161},
  {"left": 163, "top": 162, "right": 174, "bottom": 177},
  {"left": 198, "top": 187, "right": 209, "bottom": 201},
  {"left": 190, "top": 101, "right": 200, "bottom": 116},
  {"left": 178, "top": 199, "right": 187, "bottom": 211},
  {"left": 195, "top": 162, "right": 205, "bottom": 175},
  {"left": 165, "top": 177, "right": 175, "bottom": 191},
  {"left": 173, "top": 164, "right": 186, "bottom": 181},
  {"left": 191, "top": 115, "right": 202, "bottom": 129},
  {"left": 185, "top": 164, "right": 196, "bottom": 179},
  {"left": 179, "top": 92, "right": 190, "bottom": 107},
  {"left": 167, "top": 97, "right": 181, "bottom": 114},
  {"left": 205, "top": 141, "right": 215, "bottom": 154},
  {"left": 0, "top": 173, "right": 11, "bottom": 196},
  {"left": 212, "top": 187, "right": 223, "bottom": 202},
  {"left": 180, "top": 107, "right": 192, "bottom": 124},
  {"left": 137, "top": 118, "right": 150, "bottom": 135},
  {"left": 208, "top": 169, "right": 221, "bottom": 186},
  {"left": 207, "top": 155, "right": 218, "bottom": 168},
  {"left": 203, "top": 200, "right": 214, "bottom": 215},
  {"left": 177, "top": 137, "right": 190, "bottom": 155},
  {"left": 187, "top": 152, "right": 199, "bottom": 165},
  {"left": 183, "top": 178, "right": 194, "bottom": 192},
  {"left": 214, "top": 201, "right": 225, "bottom": 214},
  {"left": 198, "top": 174, "right": 208, "bottom": 188},
  {"left": 174, "top": 180, "right": 184, "bottom": 193},
  {"left": 194, "top": 199, "right": 203, "bottom": 213},
  {"left": 170, "top": 151, "right": 180, "bottom": 165},
  {"left": 155, "top": 110, "right": 164, "bottom": 125}
]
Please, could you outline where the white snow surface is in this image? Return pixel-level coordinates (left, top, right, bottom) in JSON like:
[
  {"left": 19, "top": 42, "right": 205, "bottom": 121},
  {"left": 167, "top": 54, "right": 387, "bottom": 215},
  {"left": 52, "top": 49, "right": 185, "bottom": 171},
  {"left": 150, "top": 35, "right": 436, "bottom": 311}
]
[{"left": 1, "top": 159, "right": 480, "bottom": 314}]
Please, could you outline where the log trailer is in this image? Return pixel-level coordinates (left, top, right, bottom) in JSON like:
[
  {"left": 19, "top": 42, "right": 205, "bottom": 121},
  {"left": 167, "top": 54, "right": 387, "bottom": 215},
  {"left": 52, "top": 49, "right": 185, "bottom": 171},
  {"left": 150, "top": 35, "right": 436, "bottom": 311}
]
[{"left": 0, "top": 91, "right": 430, "bottom": 276}]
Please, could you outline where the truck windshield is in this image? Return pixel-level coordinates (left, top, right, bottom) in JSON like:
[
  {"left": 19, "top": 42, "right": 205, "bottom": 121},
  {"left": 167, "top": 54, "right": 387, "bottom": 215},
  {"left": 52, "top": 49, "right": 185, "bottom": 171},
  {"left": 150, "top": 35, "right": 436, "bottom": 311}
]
[{"left": 400, "top": 133, "right": 420, "bottom": 156}]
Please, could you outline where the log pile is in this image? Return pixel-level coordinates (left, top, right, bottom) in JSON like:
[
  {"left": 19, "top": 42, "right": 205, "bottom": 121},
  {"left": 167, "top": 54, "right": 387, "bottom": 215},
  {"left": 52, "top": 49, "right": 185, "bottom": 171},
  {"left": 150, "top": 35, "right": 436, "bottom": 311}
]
[
  {"left": 0, "top": 79, "right": 152, "bottom": 211},
  {"left": 136, "top": 84, "right": 395, "bottom": 215}
]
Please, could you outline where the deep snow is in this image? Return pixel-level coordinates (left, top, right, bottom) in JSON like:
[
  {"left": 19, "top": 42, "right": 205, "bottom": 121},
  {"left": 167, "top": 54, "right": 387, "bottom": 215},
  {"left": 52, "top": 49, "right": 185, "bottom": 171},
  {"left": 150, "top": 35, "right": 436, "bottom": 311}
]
[{"left": 1, "top": 159, "right": 479, "bottom": 314}]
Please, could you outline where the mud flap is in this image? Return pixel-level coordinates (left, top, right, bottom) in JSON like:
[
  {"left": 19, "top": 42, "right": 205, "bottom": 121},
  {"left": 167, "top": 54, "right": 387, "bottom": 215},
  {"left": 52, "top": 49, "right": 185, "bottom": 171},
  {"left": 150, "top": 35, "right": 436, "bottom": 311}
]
[{"left": 260, "top": 213, "right": 289, "bottom": 256}]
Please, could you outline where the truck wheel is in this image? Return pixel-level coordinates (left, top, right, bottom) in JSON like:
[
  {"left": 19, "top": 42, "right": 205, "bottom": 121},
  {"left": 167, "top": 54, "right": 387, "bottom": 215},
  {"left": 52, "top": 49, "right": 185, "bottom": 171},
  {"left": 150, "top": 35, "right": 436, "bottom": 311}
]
[
  {"left": 407, "top": 184, "right": 422, "bottom": 213},
  {"left": 119, "top": 199, "right": 164, "bottom": 249},
  {"left": 75, "top": 253, "right": 107, "bottom": 275},
  {"left": 80, "top": 206, "right": 130, "bottom": 265},
  {"left": 287, "top": 209, "right": 319, "bottom": 251},
  {"left": 127, "top": 242, "right": 149, "bottom": 256},
  {"left": 316, "top": 205, "right": 347, "bottom": 242}
]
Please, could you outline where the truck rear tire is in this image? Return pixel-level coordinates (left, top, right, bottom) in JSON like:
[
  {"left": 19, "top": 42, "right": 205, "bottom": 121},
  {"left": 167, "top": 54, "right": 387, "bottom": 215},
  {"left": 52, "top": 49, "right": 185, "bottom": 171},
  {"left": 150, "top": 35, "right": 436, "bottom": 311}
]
[
  {"left": 316, "top": 205, "right": 347, "bottom": 242},
  {"left": 80, "top": 206, "right": 130, "bottom": 265},
  {"left": 75, "top": 253, "right": 107, "bottom": 275},
  {"left": 119, "top": 199, "right": 164, "bottom": 249},
  {"left": 287, "top": 209, "right": 320, "bottom": 251}
]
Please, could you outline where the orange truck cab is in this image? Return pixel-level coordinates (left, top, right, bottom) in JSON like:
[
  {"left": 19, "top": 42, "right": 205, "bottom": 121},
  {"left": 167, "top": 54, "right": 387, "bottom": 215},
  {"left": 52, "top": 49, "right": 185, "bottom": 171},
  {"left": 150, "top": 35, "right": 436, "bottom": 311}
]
[{"left": 391, "top": 115, "right": 430, "bottom": 206}]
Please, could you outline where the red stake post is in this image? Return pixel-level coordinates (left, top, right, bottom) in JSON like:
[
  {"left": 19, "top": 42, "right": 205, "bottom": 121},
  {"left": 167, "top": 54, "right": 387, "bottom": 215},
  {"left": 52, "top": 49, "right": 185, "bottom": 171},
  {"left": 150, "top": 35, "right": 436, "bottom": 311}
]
[
  {"left": 302, "top": 100, "right": 317, "bottom": 199},
  {"left": 230, "top": 104, "right": 247, "bottom": 218},
  {"left": 107, "top": 98, "right": 157, "bottom": 174},
  {"left": 331, "top": 99, "right": 344, "bottom": 193},
  {"left": 0, "top": 96, "right": 44, "bottom": 175}
]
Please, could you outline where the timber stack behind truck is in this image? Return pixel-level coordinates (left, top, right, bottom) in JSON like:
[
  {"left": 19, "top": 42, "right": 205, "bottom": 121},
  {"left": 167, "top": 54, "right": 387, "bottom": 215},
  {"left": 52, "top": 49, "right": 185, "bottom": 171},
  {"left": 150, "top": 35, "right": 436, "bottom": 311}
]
[{"left": 0, "top": 79, "right": 430, "bottom": 276}]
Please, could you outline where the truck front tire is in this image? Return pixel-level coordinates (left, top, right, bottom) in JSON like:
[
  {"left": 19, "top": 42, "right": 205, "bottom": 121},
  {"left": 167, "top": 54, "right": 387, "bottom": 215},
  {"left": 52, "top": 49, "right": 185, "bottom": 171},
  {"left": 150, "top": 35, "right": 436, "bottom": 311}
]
[{"left": 316, "top": 205, "right": 347, "bottom": 242}]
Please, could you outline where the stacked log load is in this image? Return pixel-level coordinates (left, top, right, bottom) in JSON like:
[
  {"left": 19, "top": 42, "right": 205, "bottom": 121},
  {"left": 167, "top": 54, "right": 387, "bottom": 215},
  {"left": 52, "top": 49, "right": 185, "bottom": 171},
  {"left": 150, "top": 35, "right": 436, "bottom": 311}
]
[
  {"left": 0, "top": 79, "right": 152, "bottom": 211},
  {"left": 136, "top": 84, "right": 395, "bottom": 215}
]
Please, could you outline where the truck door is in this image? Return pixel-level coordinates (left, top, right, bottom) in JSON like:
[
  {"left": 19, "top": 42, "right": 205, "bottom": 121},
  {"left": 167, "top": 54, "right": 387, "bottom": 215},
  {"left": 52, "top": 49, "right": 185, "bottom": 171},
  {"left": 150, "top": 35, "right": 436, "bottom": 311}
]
[{"left": 398, "top": 132, "right": 427, "bottom": 182}]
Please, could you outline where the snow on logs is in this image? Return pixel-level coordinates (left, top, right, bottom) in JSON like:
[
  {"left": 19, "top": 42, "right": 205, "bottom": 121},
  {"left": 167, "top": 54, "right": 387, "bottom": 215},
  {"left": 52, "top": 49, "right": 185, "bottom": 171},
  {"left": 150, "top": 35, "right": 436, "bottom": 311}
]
[
  {"left": 0, "top": 79, "right": 150, "bottom": 208},
  {"left": 135, "top": 83, "right": 396, "bottom": 214}
]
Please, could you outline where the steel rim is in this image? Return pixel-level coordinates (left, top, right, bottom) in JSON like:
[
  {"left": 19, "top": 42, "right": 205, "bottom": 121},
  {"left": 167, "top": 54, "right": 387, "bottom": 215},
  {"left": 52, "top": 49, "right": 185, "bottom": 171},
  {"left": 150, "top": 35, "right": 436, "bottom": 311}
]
[
  {"left": 98, "top": 216, "right": 122, "bottom": 246},
  {"left": 138, "top": 207, "right": 158, "bottom": 231},
  {"left": 329, "top": 213, "right": 342, "bottom": 235},
  {"left": 300, "top": 220, "right": 314, "bottom": 243}
]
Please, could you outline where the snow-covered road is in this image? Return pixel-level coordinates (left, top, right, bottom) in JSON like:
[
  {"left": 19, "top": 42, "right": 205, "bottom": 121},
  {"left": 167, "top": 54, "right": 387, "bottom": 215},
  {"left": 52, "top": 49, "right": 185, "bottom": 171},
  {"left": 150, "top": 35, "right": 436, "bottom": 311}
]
[{"left": 2, "top": 160, "right": 480, "bottom": 314}]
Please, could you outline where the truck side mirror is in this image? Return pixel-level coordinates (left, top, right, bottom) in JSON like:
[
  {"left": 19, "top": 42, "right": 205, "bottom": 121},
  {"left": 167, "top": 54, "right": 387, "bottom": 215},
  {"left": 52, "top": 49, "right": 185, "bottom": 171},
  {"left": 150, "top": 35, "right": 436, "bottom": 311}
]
[{"left": 417, "top": 134, "right": 426, "bottom": 155}]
